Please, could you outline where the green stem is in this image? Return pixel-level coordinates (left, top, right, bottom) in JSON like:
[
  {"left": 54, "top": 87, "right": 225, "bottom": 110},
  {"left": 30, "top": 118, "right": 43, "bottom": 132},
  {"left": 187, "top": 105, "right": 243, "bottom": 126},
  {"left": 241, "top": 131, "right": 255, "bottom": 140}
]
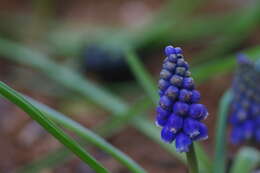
[{"left": 186, "top": 144, "right": 199, "bottom": 173}]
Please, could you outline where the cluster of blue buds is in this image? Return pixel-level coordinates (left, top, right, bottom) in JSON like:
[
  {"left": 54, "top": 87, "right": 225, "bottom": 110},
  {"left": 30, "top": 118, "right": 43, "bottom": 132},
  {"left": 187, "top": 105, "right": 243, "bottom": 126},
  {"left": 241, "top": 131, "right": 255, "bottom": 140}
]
[
  {"left": 230, "top": 54, "right": 260, "bottom": 144},
  {"left": 155, "top": 45, "right": 209, "bottom": 152}
]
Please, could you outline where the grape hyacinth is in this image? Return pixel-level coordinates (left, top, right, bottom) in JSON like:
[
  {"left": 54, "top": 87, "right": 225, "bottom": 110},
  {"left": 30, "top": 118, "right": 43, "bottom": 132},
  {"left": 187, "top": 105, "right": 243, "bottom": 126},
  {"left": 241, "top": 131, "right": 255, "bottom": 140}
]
[
  {"left": 230, "top": 54, "right": 260, "bottom": 144},
  {"left": 155, "top": 45, "right": 209, "bottom": 152}
]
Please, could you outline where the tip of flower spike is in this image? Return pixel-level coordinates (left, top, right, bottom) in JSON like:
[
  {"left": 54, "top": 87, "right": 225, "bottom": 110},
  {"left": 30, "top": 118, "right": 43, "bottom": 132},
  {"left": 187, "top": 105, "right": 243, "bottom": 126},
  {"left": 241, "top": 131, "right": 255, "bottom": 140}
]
[
  {"left": 164, "top": 45, "right": 176, "bottom": 56},
  {"left": 175, "top": 47, "right": 183, "bottom": 54}
]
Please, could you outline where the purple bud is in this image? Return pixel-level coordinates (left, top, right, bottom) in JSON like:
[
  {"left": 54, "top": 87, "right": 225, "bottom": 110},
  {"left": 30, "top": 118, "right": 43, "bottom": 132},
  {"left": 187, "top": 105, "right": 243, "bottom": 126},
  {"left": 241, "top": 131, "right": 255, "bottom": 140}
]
[
  {"left": 189, "top": 104, "right": 208, "bottom": 120},
  {"left": 168, "top": 54, "right": 178, "bottom": 62},
  {"left": 159, "top": 96, "right": 173, "bottom": 110},
  {"left": 179, "top": 89, "right": 192, "bottom": 103},
  {"left": 165, "top": 86, "right": 179, "bottom": 100},
  {"left": 175, "top": 67, "right": 186, "bottom": 76},
  {"left": 170, "top": 75, "right": 183, "bottom": 87},
  {"left": 164, "top": 45, "right": 175, "bottom": 56},
  {"left": 156, "top": 106, "right": 171, "bottom": 118},
  {"left": 173, "top": 102, "right": 189, "bottom": 116},
  {"left": 229, "top": 113, "right": 241, "bottom": 125},
  {"left": 250, "top": 104, "right": 260, "bottom": 117},
  {"left": 183, "top": 118, "right": 200, "bottom": 138},
  {"left": 256, "top": 116, "right": 260, "bottom": 125},
  {"left": 243, "top": 120, "right": 254, "bottom": 140},
  {"left": 255, "top": 128, "right": 260, "bottom": 142},
  {"left": 191, "top": 90, "right": 201, "bottom": 103},
  {"left": 175, "top": 47, "right": 183, "bottom": 54},
  {"left": 158, "top": 90, "right": 164, "bottom": 97},
  {"left": 158, "top": 79, "right": 170, "bottom": 91},
  {"left": 235, "top": 109, "right": 248, "bottom": 121},
  {"left": 231, "top": 126, "right": 244, "bottom": 144},
  {"left": 161, "top": 127, "right": 176, "bottom": 143},
  {"left": 163, "top": 61, "right": 176, "bottom": 72},
  {"left": 185, "top": 71, "right": 191, "bottom": 77},
  {"left": 237, "top": 53, "right": 251, "bottom": 65},
  {"left": 160, "top": 69, "right": 172, "bottom": 80},
  {"left": 155, "top": 114, "right": 168, "bottom": 127},
  {"left": 193, "top": 123, "right": 208, "bottom": 141},
  {"left": 167, "top": 114, "right": 183, "bottom": 133},
  {"left": 175, "top": 133, "right": 192, "bottom": 152},
  {"left": 183, "top": 77, "right": 194, "bottom": 90},
  {"left": 177, "top": 59, "right": 189, "bottom": 69}
]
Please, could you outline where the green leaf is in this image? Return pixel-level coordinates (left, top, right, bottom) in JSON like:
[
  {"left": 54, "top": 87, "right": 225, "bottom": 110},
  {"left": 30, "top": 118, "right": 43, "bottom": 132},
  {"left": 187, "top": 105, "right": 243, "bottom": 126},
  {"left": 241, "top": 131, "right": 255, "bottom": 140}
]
[
  {"left": 0, "top": 81, "right": 109, "bottom": 173},
  {"left": 213, "top": 90, "right": 233, "bottom": 173},
  {"left": 230, "top": 147, "right": 260, "bottom": 173}
]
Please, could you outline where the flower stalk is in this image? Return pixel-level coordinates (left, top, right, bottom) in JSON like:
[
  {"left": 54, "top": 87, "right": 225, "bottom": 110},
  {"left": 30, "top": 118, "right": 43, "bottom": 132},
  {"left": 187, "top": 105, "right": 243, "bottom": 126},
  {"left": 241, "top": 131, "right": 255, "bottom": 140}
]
[{"left": 186, "top": 143, "right": 199, "bottom": 173}]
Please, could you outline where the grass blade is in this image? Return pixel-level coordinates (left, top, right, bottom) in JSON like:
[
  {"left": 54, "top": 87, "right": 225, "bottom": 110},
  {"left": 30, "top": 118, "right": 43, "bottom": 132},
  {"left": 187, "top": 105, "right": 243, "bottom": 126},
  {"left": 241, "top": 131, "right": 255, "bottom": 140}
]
[
  {"left": 0, "top": 38, "right": 127, "bottom": 114},
  {"left": 96, "top": 96, "right": 153, "bottom": 136},
  {"left": 0, "top": 81, "right": 109, "bottom": 173},
  {"left": 213, "top": 90, "right": 233, "bottom": 173},
  {"left": 230, "top": 147, "right": 260, "bottom": 173},
  {"left": 125, "top": 49, "right": 158, "bottom": 103}
]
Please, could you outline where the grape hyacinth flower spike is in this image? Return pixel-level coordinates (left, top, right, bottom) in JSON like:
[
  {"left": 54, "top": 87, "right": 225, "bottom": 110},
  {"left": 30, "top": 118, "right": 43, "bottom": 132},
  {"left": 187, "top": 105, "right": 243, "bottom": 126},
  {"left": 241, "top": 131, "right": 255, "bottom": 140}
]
[
  {"left": 229, "top": 54, "right": 260, "bottom": 144},
  {"left": 155, "top": 45, "right": 209, "bottom": 153}
]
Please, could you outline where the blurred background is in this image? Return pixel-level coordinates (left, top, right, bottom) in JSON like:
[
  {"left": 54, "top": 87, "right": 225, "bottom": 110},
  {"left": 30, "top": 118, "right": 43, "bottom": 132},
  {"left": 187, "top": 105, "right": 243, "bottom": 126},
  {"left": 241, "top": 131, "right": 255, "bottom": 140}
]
[{"left": 0, "top": 0, "right": 259, "bottom": 172}]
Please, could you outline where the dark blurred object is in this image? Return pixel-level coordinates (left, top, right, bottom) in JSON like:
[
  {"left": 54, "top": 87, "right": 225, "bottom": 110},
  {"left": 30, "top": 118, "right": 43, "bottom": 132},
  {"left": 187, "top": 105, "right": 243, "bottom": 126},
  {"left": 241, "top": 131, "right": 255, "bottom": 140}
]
[{"left": 81, "top": 44, "right": 136, "bottom": 82}]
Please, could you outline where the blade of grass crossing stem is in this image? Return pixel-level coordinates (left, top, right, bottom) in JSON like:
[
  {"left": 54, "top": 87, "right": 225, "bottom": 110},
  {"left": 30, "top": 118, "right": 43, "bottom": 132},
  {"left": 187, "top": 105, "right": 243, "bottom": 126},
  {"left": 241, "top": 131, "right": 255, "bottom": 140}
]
[
  {"left": 19, "top": 96, "right": 151, "bottom": 173},
  {"left": 230, "top": 147, "right": 260, "bottom": 173},
  {"left": 24, "top": 96, "right": 147, "bottom": 173},
  {"left": 0, "top": 82, "right": 109, "bottom": 173},
  {"left": 213, "top": 90, "right": 233, "bottom": 173},
  {"left": 125, "top": 49, "right": 158, "bottom": 103}
]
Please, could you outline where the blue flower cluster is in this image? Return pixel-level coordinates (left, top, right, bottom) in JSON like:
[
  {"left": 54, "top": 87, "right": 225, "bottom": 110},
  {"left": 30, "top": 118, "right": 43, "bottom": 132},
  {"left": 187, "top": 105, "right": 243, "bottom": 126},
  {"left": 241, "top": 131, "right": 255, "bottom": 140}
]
[
  {"left": 230, "top": 54, "right": 260, "bottom": 144},
  {"left": 155, "top": 45, "right": 209, "bottom": 152}
]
